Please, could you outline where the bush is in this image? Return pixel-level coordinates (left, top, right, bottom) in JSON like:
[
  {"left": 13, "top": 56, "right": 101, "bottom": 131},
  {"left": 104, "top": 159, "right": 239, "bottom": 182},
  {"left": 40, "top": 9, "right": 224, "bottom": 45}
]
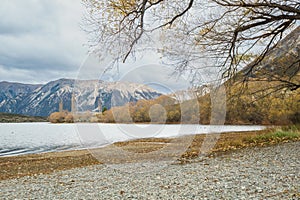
[{"left": 49, "top": 112, "right": 67, "bottom": 123}]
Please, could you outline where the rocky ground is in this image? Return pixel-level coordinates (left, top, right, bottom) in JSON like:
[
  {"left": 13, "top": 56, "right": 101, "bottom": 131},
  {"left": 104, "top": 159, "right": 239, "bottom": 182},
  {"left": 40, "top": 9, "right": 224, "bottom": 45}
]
[{"left": 1, "top": 141, "right": 299, "bottom": 199}]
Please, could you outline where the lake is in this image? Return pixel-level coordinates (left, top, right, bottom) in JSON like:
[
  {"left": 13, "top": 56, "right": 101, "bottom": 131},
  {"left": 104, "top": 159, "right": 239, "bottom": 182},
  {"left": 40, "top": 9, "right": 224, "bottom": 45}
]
[{"left": 0, "top": 123, "right": 265, "bottom": 156}]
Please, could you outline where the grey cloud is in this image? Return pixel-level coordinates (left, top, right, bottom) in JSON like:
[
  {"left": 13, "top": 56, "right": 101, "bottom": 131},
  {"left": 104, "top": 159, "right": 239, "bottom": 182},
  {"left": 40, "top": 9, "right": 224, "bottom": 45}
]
[
  {"left": 0, "top": 64, "right": 77, "bottom": 84},
  {"left": 0, "top": 34, "right": 81, "bottom": 71},
  {"left": 0, "top": 0, "right": 58, "bottom": 35},
  {"left": 118, "top": 64, "right": 191, "bottom": 92},
  {"left": 0, "top": 0, "right": 89, "bottom": 81},
  {"left": 0, "top": 0, "right": 191, "bottom": 92}
]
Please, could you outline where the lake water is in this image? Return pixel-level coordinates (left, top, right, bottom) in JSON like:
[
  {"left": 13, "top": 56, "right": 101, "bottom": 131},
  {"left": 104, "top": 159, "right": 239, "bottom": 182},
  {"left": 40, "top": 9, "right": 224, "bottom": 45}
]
[{"left": 0, "top": 123, "right": 265, "bottom": 157}]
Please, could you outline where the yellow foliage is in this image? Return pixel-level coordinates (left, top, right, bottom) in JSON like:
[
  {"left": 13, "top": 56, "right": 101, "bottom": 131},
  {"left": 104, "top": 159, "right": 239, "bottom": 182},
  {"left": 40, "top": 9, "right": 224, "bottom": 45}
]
[
  {"left": 49, "top": 80, "right": 299, "bottom": 125},
  {"left": 49, "top": 112, "right": 67, "bottom": 123}
]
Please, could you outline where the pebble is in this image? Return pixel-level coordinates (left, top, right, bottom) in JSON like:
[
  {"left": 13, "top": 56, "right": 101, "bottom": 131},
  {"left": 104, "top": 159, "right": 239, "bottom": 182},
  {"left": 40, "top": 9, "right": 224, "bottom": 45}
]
[{"left": 0, "top": 142, "right": 299, "bottom": 199}]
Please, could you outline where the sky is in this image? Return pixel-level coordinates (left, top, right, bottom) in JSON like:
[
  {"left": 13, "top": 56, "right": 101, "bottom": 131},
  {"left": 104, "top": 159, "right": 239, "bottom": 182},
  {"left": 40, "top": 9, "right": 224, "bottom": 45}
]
[
  {"left": 0, "top": 0, "right": 90, "bottom": 84},
  {"left": 0, "top": 0, "right": 192, "bottom": 91}
]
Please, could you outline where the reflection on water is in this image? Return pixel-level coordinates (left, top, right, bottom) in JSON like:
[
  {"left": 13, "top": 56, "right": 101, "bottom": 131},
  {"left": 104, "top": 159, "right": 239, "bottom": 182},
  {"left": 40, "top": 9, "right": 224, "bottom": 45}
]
[{"left": 0, "top": 123, "right": 265, "bottom": 157}]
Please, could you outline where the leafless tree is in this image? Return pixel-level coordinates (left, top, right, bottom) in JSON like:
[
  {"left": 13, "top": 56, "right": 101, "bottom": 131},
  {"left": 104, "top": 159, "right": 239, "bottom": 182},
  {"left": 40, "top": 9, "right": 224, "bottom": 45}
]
[{"left": 82, "top": 0, "right": 299, "bottom": 91}]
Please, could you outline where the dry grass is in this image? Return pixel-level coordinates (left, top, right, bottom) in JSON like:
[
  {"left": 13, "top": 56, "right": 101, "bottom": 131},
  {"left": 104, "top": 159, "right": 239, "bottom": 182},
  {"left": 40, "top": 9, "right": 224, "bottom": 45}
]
[{"left": 181, "top": 127, "right": 300, "bottom": 160}]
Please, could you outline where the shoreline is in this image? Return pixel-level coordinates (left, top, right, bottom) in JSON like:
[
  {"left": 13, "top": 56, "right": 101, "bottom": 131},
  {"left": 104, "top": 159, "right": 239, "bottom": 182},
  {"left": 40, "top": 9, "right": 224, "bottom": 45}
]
[
  {"left": 2, "top": 141, "right": 299, "bottom": 199},
  {"left": 0, "top": 123, "right": 266, "bottom": 157},
  {"left": 1, "top": 128, "right": 299, "bottom": 181}
]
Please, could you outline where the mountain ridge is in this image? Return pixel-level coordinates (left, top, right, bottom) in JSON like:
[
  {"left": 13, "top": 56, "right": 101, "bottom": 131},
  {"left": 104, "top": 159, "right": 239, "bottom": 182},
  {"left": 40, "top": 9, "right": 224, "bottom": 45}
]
[
  {"left": 0, "top": 79, "right": 162, "bottom": 117},
  {"left": 242, "top": 26, "right": 300, "bottom": 82}
]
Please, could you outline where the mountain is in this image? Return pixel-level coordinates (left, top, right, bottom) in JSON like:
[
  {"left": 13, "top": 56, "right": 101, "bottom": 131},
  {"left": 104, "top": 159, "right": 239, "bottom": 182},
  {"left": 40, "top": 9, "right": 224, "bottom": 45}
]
[
  {"left": 243, "top": 26, "right": 300, "bottom": 82},
  {"left": 0, "top": 79, "right": 161, "bottom": 117},
  {"left": 0, "top": 82, "right": 42, "bottom": 114}
]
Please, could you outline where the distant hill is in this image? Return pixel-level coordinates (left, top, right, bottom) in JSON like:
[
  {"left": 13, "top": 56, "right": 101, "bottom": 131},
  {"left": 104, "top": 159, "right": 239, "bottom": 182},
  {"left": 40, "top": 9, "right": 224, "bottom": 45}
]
[
  {"left": 0, "top": 113, "right": 47, "bottom": 123},
  {"left": 0, "top": 79, "right": 161, "bottom": 117},
  {"left": 241, "top": 26, "right": 299, "bottom": 90}
]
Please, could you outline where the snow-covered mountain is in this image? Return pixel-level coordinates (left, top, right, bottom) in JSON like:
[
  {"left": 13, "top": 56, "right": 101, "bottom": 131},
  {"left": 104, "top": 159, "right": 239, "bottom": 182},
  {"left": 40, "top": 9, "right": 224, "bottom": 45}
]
[
  {"left": 0, "top": 81, "right": 42, "bottom": 114},
  {"left": 0, "top": 79, "right": 161, "bottom": 116}
]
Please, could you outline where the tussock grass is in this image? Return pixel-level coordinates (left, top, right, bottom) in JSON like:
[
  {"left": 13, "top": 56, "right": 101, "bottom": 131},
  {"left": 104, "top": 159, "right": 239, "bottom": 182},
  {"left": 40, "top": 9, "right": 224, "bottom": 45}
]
[
  {"left": 182, "top": 126, "right": 300, "bottom": 160},
  {"left": 246, "top": 131, "right": 300, "bottom": 143}
]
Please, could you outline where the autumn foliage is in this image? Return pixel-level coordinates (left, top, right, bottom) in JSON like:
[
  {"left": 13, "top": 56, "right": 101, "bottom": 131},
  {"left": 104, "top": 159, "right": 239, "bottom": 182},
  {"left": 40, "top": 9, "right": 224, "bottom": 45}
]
[
  {"left": 98, "top": 83, "right": 299, "bottom": 125},
  {"left": 49, "top": 112, "right": 74, "bottom": 123},
  {"left": 49, "top": 81, "right": 299, "bottom": 125}
]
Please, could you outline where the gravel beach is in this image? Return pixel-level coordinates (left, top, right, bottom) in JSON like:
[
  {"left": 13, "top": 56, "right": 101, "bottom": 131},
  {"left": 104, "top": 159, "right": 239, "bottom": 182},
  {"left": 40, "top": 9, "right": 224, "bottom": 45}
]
[{"left": 1, "top": 141, "right": 299, "bottom": 199}]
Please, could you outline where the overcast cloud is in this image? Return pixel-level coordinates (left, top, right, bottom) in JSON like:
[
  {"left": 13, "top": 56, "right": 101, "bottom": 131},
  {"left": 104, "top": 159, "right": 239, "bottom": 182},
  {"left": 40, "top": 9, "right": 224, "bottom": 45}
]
[
  {"left": 0, "top": 0, "right": 193, "bottom": 91},
  {"left": 0, "top": 0, "right": 88, "bottom": 83}
]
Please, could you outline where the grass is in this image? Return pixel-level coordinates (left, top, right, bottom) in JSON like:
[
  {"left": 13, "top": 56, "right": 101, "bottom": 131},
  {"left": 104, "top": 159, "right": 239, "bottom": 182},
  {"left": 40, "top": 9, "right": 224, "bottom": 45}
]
[
  {"left": 182, "top": 126, "right": 300, "bottom": 160},
  {"left": 245, "top": 130, "right": 300, "bottom": 144},
  {"left": 244, "top": 125, "right": 300, "bottom": 145}
]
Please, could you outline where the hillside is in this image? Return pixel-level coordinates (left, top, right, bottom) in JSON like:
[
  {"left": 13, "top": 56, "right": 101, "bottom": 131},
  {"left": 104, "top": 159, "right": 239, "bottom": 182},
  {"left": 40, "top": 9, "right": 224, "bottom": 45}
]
[{"left": 241, "top": 26, "right": 299, "bottom": 90}]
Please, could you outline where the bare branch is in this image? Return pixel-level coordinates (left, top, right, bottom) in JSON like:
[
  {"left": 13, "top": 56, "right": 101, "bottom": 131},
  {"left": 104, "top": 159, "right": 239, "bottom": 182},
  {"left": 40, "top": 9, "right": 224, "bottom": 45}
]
[{"left": 83, "top": 0, "right": 300, "bottom": 91}]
